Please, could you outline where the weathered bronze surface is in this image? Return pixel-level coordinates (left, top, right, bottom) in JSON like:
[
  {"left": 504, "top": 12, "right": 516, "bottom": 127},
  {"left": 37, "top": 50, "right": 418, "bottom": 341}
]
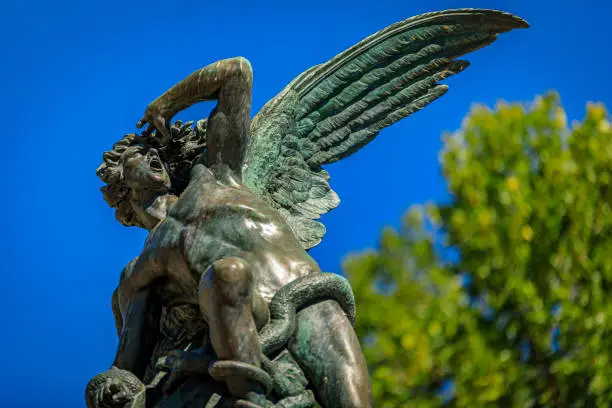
[{"left": 87, "top": 9, "right": 527, "bottom": 408}]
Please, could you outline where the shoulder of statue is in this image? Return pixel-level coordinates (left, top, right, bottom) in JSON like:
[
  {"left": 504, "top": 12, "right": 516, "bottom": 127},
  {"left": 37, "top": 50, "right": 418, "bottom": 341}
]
[{"left": 119, "top": 256, "right": 140, "bottom": 282}]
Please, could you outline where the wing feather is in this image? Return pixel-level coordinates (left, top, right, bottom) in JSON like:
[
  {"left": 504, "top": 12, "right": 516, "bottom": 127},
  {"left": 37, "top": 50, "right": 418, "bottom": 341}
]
[{"left": 244, "top": 9, "right": 528, "bottom": 249}]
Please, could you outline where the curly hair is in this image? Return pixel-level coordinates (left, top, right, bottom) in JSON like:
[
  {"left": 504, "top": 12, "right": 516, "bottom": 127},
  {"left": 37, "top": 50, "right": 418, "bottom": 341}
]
[{"left": 96, "top": 119, "right": 208, "bottom": 227}]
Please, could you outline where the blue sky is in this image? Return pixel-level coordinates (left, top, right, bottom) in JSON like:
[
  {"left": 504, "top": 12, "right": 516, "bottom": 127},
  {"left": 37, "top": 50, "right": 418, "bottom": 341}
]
[{"left": 1, "top": 0, "right": 610, "bottom": 406}]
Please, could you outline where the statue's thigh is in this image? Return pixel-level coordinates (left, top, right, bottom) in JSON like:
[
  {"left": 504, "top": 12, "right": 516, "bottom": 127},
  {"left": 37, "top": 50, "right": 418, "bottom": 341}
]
[
  {"left": 287, "top": 300, "right": 372, "bottom": 408},
  {"left": 197, "top": 257, "right": 268, "bottom": 329}
]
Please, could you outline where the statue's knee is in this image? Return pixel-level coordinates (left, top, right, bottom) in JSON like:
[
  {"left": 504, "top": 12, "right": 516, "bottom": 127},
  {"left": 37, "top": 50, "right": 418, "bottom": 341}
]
[{"left": 200, "top": 257, "right": 253, "bottom": 305}]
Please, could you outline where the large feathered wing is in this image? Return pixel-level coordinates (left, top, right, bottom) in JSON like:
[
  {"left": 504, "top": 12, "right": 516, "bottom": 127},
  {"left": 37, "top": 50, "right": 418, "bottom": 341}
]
[{"left": 242, "top": 8, "right": 528, "bottom": 249}]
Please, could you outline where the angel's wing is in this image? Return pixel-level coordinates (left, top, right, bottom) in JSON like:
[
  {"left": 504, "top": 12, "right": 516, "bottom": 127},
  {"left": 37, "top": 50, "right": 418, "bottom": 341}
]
[{"left": 242, "top": 8, "right": 528, "bottom": 249}]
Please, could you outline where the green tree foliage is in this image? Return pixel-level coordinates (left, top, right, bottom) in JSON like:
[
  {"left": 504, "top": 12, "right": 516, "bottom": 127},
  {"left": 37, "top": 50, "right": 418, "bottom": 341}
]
[{"left": 344, "top": 93, "right": 612, "bottom": 407}]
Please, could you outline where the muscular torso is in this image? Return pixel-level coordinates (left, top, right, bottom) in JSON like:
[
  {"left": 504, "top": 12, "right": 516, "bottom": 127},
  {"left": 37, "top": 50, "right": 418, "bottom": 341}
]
[
  {"left": 125, "top": 164, "right": 320, "bottom": 303},
  {"left": 117, "top": 163, "right": 321, "bottom": 382}
]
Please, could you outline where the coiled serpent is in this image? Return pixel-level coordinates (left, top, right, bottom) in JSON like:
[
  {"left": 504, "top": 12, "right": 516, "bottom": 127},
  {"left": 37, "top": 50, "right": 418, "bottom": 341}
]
[
  {"left": 86, "top": 272, "right": 355, "bottom": 407},
  {"left": 260, "top": 272, "right": 356, "bottom": 356}
]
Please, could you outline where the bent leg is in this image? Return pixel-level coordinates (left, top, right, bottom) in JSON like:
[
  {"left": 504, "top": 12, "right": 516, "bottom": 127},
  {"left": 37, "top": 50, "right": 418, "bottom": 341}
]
[
  {"left": 197, "top": 257, "right": 267, "bottom": 404},
  {"left": 288, "top": 300, "right": 372, "bottom": 408},
  {"left": 198, "top": 257, "right": 261, "bottom": 366}
]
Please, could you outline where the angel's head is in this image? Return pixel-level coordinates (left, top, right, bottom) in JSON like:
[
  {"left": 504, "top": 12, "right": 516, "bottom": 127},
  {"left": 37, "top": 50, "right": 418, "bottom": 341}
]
[
  {"left": 96, "top": 119, "right": 207, "bottom": 228},
  {"left": 120, "top": 144, "right": 171, "bottom": 191}
]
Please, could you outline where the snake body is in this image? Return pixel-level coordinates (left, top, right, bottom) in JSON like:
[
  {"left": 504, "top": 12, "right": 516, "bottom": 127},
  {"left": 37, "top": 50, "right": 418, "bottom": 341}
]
[
  {"left": 225, "top": 272, "right": 356, "bottom": 406},
  {"left": 259, "top": 272, "right": 356, "bottom": 357},
  {"left": 86, "top": 273, "right": 355, "bottom": 408}
]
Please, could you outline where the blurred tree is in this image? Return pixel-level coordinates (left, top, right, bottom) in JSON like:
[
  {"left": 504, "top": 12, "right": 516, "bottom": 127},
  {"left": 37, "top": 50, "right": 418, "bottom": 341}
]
[{"left": 344, "top": 93, "right": 612, "bottom": 407}]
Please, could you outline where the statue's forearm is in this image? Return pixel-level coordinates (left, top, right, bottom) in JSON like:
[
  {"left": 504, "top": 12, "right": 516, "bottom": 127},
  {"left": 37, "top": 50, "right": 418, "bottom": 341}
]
[
  {"left": 113, "top": 290, "right": 160, "bottom": 379},
  {"left": 148, "top": 61, "right": 225, "bottom": 119},
  {"left": 137, "top": 57, "right": 252, "bottom": 177},
  {"left": 139, "top": 57, "right": 252, "bottom": 140}
]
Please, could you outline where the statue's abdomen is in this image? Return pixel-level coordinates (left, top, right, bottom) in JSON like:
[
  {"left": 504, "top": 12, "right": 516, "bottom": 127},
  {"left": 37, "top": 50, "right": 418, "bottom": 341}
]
[{"left": 180, "top": 200, "right": 321, "bottom": 303}]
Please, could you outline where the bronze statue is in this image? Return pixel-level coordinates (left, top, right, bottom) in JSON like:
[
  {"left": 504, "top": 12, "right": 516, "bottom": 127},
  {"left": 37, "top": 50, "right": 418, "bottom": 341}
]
[{"left": 87, "top": 8, "right": 528, "bottom": 408}]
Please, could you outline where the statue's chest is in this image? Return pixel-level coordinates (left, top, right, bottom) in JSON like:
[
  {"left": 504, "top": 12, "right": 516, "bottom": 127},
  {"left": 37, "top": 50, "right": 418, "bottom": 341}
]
[
  {"left": 177, "top": 215, "right": 252, "bottom": 269},
  {"left": 142, "top": 216, "right": 184, "bottom": 252}
]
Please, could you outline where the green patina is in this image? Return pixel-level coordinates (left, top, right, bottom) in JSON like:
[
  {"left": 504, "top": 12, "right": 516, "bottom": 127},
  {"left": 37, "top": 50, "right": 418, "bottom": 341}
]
[{"left": 88, "top": 8, "right": 527, "bottom": 408}]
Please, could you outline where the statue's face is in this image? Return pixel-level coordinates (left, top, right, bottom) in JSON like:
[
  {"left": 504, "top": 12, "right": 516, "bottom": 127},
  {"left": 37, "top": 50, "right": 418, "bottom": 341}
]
[{"left": 121, "top": 146, "right": 171, "bottom": 193}]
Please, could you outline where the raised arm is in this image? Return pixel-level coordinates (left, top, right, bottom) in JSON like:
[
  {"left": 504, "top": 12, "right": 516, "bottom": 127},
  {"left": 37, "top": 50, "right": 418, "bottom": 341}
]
[{"left": 137, "top": 57, "right": 253, "bottom": 177}]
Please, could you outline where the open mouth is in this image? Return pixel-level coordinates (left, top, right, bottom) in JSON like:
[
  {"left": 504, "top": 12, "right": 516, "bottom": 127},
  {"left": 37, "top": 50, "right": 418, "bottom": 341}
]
[{"left": 150, "top": 156, "right": 163, "bottom": 172}]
